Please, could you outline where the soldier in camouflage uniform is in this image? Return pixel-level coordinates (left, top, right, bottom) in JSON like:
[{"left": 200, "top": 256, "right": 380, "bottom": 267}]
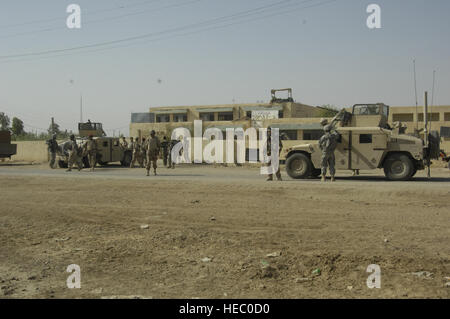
[
  {"left": 46, "top": 134, "right": 59, "bottom": 169},
  {"left": 265, "top": 127, "right": 283, "bottom": 181},
  {"left": 160, "top": 136, "right": 169, "bottom": 167},
  {"left": 130, "top": 137, "right": 141, "bottom": 168},
  {"left": 144, "top": 130, "right": 161, "bottom": 176},
  {"left": 83, "top": 134, "right": 98, "bottom": 172},
  {"left": 66, "top": 134, "right": 82, "bottom": 172},
  {"left": 140, "top": 137, "right": 147, "bottom": 168},
  {"left": 120, "top": 136, "right": 128, "bottom": 151},
  {"left": 318, "top": 124, "right": 339, "bottom": 182}
]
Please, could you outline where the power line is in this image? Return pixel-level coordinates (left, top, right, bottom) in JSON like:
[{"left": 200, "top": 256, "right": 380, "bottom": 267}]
[
  {"left": 0, "top": 0, "right": 338, "bottom": 64},
  {"left": 0, "top": 0, "right": 323, "bottom": 60},
  {"left": 0, "top": 0, "right": 165, "bottom": 29},
  {"left": 0, "top": 0, "right": 204, "bottom": 40}
]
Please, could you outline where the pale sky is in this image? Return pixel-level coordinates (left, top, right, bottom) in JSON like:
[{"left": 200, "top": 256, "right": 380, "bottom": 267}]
[{"left": 0, "top": 0, "right": 449, "bottom": 136}]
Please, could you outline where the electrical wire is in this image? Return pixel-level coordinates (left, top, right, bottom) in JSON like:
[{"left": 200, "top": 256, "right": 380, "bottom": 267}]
[
  {"left": 0, "top": 0, "right": 204, "bottom": 40},
  {"left": 0, "top": 0, "right": 333, "bottom": 61}
]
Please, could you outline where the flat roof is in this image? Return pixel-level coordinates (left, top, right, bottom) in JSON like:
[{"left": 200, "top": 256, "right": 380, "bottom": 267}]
[{"left": 197, "top": 107, "right": 234, "bottom": 113}]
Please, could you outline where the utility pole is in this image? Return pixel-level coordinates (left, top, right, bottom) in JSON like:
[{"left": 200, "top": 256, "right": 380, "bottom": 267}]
[
  {"left": 51, "top": 117, "right": 55, "bottom": 135},
  {"left": 424, "top": 91, "right": 430, "bottom": 179}
]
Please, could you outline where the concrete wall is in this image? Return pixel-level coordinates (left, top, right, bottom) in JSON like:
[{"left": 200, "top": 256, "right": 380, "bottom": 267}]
[{"left": 10, "top": 141, "right": 49, "bottom": 162}]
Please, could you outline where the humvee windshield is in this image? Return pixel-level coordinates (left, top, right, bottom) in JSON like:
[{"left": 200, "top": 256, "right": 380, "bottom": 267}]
[
  {"left": 79, "top": 122, "right": 103, "bottom": 130},
  {"left": 353, "top": 104, "right": 388, "bottom": 117}
]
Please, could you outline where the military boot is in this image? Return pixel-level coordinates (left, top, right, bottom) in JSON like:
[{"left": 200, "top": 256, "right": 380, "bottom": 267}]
[
  {"left": 154, "top": 169, "right": 157, "bottom": 176},
  {"left": 321, "top": 175, "right": 326, "bottom": 182},
  {"left": 266, "top": 174, "right": 273, "bottom": 181},
  {"left": 146, "top": 170, "right": 150, "bottom": 176},
  {"left": 330, "top": 175, "right": 335, "bottom": 182}
]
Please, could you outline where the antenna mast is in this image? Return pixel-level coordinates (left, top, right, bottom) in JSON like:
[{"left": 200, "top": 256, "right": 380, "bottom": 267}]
[{"left": 413, "top": 59, "right": 418, "bottom": 131}]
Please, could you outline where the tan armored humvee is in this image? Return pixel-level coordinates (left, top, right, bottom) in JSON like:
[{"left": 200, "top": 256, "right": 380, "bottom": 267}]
[
  {"left": 56, "top": 122, "right": 132, "bottom": 168},
  {"left": 281, "top": 103, "right": 440, "bottom": 181}
]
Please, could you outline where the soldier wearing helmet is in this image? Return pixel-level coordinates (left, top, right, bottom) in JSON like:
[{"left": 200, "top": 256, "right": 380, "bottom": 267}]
[
  {"left": 66, "top": 134, "right": 82, "bottom": 172},
  {"left": 83, "top": 134, "right": 98, "bottom": 171},
  {"left": 318, "top": 124, "right": 339, "bottom": 182},
  {"left": 320, "top": 118, "right": 329, "bottom": 127},
  {"left": 144, "top": 130, "right": 161, "bottom": 176},
  {"left": 130, "top": 136, "right": 141, "bottom": 168},
  {"left": 46, "top": 134, "right": 59, "bottom": 169}
]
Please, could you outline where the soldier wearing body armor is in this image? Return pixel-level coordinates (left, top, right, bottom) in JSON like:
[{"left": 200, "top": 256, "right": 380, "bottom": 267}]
[
  {"left": 46, "top": 134, "right": 59, "bottom": 169},
  {"left": 144, "top": 130, "right": 161, "bottom": 176},
  {"left": 66, "top": 134, "right": 82, "bottom": 172},
  {"left": 265, "top": 127, "right": 283, "bottom": 181},
  {"left": 83, "top": 134, "right": 98, "bottom": 171},
  {"left": 130, "top": 137, "right": 141, "bottom": 168},
  {"left": 120, "top": 136, "right": 128, "bottom": 150},
  {"left": 318, "top": 124, "right": 339, "bottom": 182},
  {"left": 140, "top": 137, "right": 147, "bottom": 168}
]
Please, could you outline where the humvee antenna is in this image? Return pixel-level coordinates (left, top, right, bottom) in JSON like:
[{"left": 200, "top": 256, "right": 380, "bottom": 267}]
[
  {"left": 430, "top": 70, "right": 436, "bottom": 132},
  {"left": 413, "top": 59, "right": 418, "bottom": 131}
]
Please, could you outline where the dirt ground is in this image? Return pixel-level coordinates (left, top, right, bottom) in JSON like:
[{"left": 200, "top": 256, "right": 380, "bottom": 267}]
[{"left": 0, "top": 162, "right": 449, "bottom": 299}]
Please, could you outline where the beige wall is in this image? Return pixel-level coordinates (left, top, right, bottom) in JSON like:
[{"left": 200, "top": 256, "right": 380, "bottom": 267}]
[{"left": 10, "top": 141, "right": 49, "bottom": 162}]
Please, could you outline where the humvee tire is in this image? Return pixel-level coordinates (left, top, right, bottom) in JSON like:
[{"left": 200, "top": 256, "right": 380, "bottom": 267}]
[
  {"left": 383, "top": 153, "right": 414, "bottom": 181},
  {"left": 285, "top": 153, "right": 312, "bottom": 179},
  {"left": 58, "top": 160, "right": 68, "bottom": 168},
  {"left": 121, "top": 151, "right": 132, "bottom": 167},
  {"left": 98, "top": 160, "right": 108, "bottom": 166}
]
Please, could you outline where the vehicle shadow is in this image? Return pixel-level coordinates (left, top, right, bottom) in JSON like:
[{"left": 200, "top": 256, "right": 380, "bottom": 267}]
[
  {"left": 0, "top": 162, "right": 35, "bottom": 167},
  {"left": 335, "top": 175, "right": 450, "bottom": 182}
]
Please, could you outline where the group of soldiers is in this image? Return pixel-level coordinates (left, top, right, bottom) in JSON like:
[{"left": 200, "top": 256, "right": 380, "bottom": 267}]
[
  {"left": 48, "top": 126, "right": 339, "bottom": 181},
  {"left": 120, "top": 131, "right": 181, "bottom": 176},
  {"left": 46, "top": 134, "right": 98, "bottom": 172},
  {"left": 47, "top": 131, "right": 181, "bottom": 176}
]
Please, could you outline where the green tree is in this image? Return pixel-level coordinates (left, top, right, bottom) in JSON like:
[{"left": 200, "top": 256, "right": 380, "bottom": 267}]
[
  {"left": 11, "top": 117, "right": 25, "bottom": 136},
  {"left": 0, "top": 112, "right": 10, "bottom": 130},
  {"left": 48, "top": 121, "right": 61, "bottom": 135},
  {"left": 316, "top": 104, "right": 340, "bottom": 117}
]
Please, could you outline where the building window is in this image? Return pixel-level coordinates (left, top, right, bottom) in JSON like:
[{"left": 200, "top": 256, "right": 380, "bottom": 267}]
[
  {"left": 279, "top": 111, "right": 283, "bottom": 118},
  {"left": 444, "top": 113, "right": 450, "bottom": 121},
  {"left": 246, "top": 111, "right": 252, "bottom": 118},
  {"left": 303, "top": 130, "right": 323, "bottom": 140},
  {"left": 199, "top": 113, "right": 214, "bottom": 121},
  {"left": 280, "top": 130, "right": 297, "bottom": 140},
  {"left": 392, "top": 113, "right": 413, "bottom": 122},
  {"left": 173, "top": 114, "right": 187, "bottom": 122},
  {"left": 418, "top": 113, "right": 440, "bottom": 122},
  {"left": 359, "top": 134, "right": 372, "bottom": 144},
  {"left": 156, "top": 115, "right": 170, "bottom": 123},
  {"left": 218, "top": 112, "right": 233, "bottom": 121}
]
